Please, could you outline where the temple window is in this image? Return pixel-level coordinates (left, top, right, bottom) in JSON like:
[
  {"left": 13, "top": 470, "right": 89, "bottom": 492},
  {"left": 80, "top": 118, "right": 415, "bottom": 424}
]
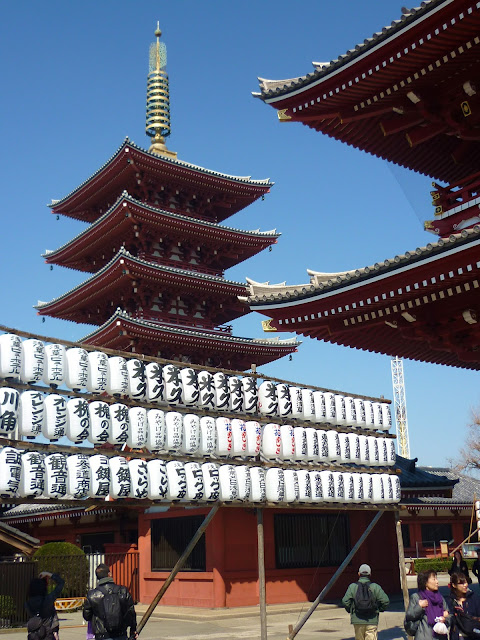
[{"left": 151, "top": 516, "right": 206, "bottom": 571}]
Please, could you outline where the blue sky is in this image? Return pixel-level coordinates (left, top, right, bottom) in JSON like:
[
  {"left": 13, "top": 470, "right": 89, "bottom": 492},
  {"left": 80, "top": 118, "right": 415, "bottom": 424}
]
[{"left": 0, "top": 1, "right": 475, "bottom": 468}]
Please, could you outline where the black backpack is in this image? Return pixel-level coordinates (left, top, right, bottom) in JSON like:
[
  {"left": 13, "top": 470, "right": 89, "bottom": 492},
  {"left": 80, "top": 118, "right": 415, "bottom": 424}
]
[
  {"left": 354, "top": 581, "right": 377, "bottom": 616},
  {"left": 27, "top": 615, "right": 50, "bottom": 640},
  {"left": 454, "top": 606, "right": 480, "bottom": 638},
  {"left": 100, "top": 585, "right": 124, "bottom": 637}
]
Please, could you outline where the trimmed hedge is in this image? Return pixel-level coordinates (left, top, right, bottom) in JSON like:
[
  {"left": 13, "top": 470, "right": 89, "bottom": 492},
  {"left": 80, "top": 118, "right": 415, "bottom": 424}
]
[
  {"left": 414, "top": 557, "right": 476, "bottom": 573},
  {"left": 33, "top": 542, "right": 88, "bottom": 598}
]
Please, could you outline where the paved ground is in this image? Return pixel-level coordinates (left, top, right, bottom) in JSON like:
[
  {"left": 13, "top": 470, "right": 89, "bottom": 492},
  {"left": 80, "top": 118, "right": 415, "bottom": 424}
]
[{"left": 1, "top": 574, "right": 466, "bottom": 640}]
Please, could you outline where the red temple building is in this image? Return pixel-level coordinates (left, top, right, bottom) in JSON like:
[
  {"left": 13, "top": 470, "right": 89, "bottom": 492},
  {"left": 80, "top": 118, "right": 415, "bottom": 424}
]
[
  {"left": 246, "top": 0, "right": 480, "bottom": 368},
  {"left": 37, "top": 26, "right": 297, "bottom": 370}
]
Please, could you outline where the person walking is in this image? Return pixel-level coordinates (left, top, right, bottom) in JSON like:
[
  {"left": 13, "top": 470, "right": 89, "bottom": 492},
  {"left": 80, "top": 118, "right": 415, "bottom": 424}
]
[
  {"left": 83, "top": 564, "right": 137, "bottom": 640},
  {"left": 342, "top": 563, "right": 389, "bottom": 640},
  {"left": 26, "top": 571, "right": 65, "bottom": 640},
  {"left": 405, "top": 570, "right": 449, "bottom": 639},
  {"left": 449, "top": 550, "right": 471, "bottom": 583},
  {"left": 446, "top": 571, "right": 480, "bottom": 640}
]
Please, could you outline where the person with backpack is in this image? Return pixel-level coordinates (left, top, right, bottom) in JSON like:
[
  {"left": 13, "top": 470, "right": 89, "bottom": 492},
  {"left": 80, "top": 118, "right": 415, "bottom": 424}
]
[
  {"left": 26, "top": 571, "right": 65, "bottom": 640},
  {"left": 342, "top": 564, "right": 389, "bottom": 640},
  {"left": 83, "top": 564, "right": 137, "bottom": 640},
  {"left": 446, "top": 571, "right": 480, "bottom": 640},
  {"left": 404, "top": 570, "right": 450, "bottom": 639}
]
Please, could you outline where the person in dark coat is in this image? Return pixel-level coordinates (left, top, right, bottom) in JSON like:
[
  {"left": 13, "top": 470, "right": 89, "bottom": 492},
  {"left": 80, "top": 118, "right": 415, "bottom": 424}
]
[
  {"left": 449, "top": 550, "right": 471, "bottom": 582},
  {"left": 26, "top": 572, "right": 65, "bottom": 640},
  {"left": 446, "top": 572, "right": 480, "bottom": 640}
]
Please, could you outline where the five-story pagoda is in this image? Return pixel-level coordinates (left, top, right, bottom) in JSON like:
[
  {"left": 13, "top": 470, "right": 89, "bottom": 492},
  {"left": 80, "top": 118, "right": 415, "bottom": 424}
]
[{"left": 37, "top": 26, "right": 298, "bottom": 369}]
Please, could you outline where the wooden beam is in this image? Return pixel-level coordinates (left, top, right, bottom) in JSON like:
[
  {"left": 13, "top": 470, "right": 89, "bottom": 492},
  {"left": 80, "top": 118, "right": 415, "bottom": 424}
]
[
  {"left": 395, "top": 511, "right": 410, "bottom": 610},
  {"left": 257, "top": 508, "right": 267, "bottom": 640}
]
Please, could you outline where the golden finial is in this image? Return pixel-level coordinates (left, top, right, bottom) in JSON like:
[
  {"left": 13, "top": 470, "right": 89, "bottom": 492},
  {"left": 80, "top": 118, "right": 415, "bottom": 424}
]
[{"left": 146, "top": 23, "right": 177, "bottom": 158}]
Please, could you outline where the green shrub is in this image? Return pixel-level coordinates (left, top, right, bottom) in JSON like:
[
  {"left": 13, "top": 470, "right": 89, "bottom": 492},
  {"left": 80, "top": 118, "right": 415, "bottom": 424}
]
[
  {"left": 414, "top": 557, "right": 476, "bottom": 574},
  {"left": 33, "top": 542, "right": 88, "bottom": 598},
  {"left": 0, "top": 595, "right": 15, "bottom": 618}
]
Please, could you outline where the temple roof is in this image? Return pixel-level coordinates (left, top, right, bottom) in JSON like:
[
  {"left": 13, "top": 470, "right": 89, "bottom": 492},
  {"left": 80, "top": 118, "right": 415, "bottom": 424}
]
[
  {"left": 254, "top": 0, "right": 480, "bottom": 184},
  {"left": 44, "top": 193, "right": 279, "bottom": 274},
  {"left": 49, "top": 140, "right": 272, "bottom": 224},
  {"left": 396, "top": 455, "right": 457, "bottom": 491},
  {"left": 246, "top": 226, "right": 480, "bottom": 369}
]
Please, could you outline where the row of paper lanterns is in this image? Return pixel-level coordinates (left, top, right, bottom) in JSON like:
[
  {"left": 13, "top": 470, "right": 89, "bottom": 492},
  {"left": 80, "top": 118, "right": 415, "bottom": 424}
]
[
  {"left": 0, "top": 335, "right": 391, "bottom": 429},
  {"left": 0, "top": 447, "right": 400, "bottom": 504},
  {"left": 1, "top": 387, "right": 395, "bottom": 466}
]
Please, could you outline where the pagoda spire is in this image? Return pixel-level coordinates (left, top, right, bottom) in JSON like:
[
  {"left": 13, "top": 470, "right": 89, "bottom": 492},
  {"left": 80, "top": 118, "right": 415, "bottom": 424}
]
[{"left": 146, "top": 23, "right": 177, "bottom": 159}]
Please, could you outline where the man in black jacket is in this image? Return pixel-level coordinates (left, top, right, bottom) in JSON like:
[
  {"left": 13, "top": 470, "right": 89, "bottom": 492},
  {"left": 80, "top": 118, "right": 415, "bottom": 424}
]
[{"left": 83, "top": 564, "right": 137, "bottom": 640}]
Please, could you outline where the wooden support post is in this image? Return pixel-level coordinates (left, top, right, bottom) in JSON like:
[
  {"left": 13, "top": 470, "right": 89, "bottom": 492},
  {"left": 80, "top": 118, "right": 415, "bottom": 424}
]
[
  {"left": 395, "top": 511, "right": 410, "bottom": 610},
  {"left": 257, "top": 508, "right": 267, "bottom": 640},
  {"left": 136, "top": 504, "right": 221, "bottom": 636},
  {"left": 286, "top": 510, "right": 383, "bottom": 640}
]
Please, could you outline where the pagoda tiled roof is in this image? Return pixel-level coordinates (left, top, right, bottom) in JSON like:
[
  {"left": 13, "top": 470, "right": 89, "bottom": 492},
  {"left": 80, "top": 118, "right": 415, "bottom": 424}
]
[
  {"left": 396, "top": 456, "right": 457, "bottom": 490},
  {"left": 256, "top": 1, "right": 442, "bottom": 100},
  {"left": 44, "top": 193, "right": 279, "bottom": 272}
]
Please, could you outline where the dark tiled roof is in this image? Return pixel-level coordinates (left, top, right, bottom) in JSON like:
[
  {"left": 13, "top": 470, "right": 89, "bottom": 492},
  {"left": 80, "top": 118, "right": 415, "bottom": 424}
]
[
  {"left": 417, "top": 467, "right": 480, "bottom": 504},
  {"left": 396, "top": 456, "right": 457, "bottom": 489}
]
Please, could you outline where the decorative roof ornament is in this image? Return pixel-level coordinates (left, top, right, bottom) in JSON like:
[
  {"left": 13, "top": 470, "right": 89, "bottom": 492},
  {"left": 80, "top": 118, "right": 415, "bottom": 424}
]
[{"left": 146, "top": 23, "right": 177, "bottom": 159}]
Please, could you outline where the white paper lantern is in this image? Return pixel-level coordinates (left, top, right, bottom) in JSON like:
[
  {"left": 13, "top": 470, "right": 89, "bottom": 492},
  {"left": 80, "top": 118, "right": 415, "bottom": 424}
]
[
  {"left": 181, "top": 368, "right": 199, "bottom": 407},
  {"left": 19, "top": 451, "right": 45, "bottom": 497},
  {"left": 88, "top": 401, "right": 111, "bottom": 445},
  {"left": 163, "top": 364, "right": 182, "bottom": 405},
  {"left": 280, "top": 424, "right": 295, "bottom": 461},
  {"left": 381, "top": 403, "right": 392, "bottom": 432},
  {"left": 213, "top": 372, "right": 229, "bottom": 410},
  {"left": 258, "top": 381, "right": 278, "bottom": 417},
  {"left": 296, "top": 470, "right": 313, "bottom": 503},
  {"left": 367, "top": 436, "right": 380, "bottom": 467},
  {"left": 334, "top": 395, "right": 347, "bottom": 426},
  {"left": 261, "top": 423, "right": 282, "bottom": 460},
  {"left": 381, "top": 473, "right": 394, "bottom": 503},
  {"left": 197, "top": 371, "right": 215, "bottom": 410},
  {"left": 145, "top": 362, "right": 165, "bottom": 403},
  {"left": 363, "top": 401, "right": 375, "bottom": 430},
  {"left": 231, "top": 419, "right": 247, "bottom": 457},
  {"left": 376, "top": 437, "right": 388, "bottom": 466},
  {"left": 20, "top": 339, "right": 44, "bottom": 384},
  {"left": 372, "top": 402, "right": 383, "bottom": 430},
  {"left": 249, "top": 467, "right": 266, "bottom": 502},
  {"left": 165, "top": 411, "right": 183, "bottom": 452},
  {"left": 19, "top": 390, "right": 44, "bottom": 439},
  {"left": 289, "top": 387, "right": 303, "bottom": 420},
  {"left": 182, "top": 414, "right": 200, "bottom": 454},
  {"left": 88, "top": 454, "right": 110, "bottom": 498},
  {"left": 372, "top": 473, "right": 386, "bottom": 503},
  {"left": 127, "top": 358, "right": 147, "bottom": 401},
  {"left": 0, "top": 448, "right": 22, "bottom": 497},
  {"left": 228, "top": 376, "right": 243, "bottom": 412},
  {"left": 277, "top": 384, "right": 292, "bottom": 417},
  {"left": 165, "top": 460, "right": 187, "bottom": 501},
  {"left": 358, "top": 435, "right": 371, "bottom": 466},
  {"left": 322, "top": 392, "right": 335, "bottom": 423},
  {"left": 43, "top": 393, "right": 67, "bottom": 441},
  {"left": 391, "top": 474, "right": 401, "bottom": 502},
  {"left": 343, "top": 472, "right": 355, "bottom": 503},
  {"left": 309, "top": 470, "right": 323, "bottom": 502},
  {"left": 146, "top": 409, "right": 166, "bottom": 451},
  {"left": 184, "top": 461, "right": 204, "bottom": 500},
  {"left": 86, "top": 351, "right": 108, "bottom": 394},
  {"left": 351, "top": 473, "right": 364, "bottom": 503},
  {"left": 65, "top": 348, "right": 88, "bottom": 391},
  {"left": 354, "top": 399, "right": 366, "bottom": 428},
  {"left": 283, "top": 469, "right": 299, "bottom": 503},
  {"left": 235, "top": 465, "right": 251, "bottom": 501},
  {"left": 348, "top": 433, "right": 362, "bottom": 464},
  {"left": 326, "top": 430, "right": 341, "bottom": 462},
  {"left": 313, "top": 391, "right": 326, "bottom": 423},
  {"left": 43, "top": 343, "right": 66, "bottom": 387},
  {"left": 129, "top": 459, "right": 148, "bottom": 499},
  {"left": 305, "top": 428, "right": 319, "bottom": 462},
  {"left": 202, "top": 462, "right": 220, "bottom": 501},
  {"left": 107, "top": 356, "right": 129, "bottom": 397},
  {"left": 242, "top": 377, "right": 258, "bottom": 414},
  {"left": 0, "top": 387, "right": 19, "bottom": 437},
  {"left": 147, "top": 459, "right": 168, "bottom": 500},
  {"left": 215, "top": 417, "right": 233, "bottom": 457},
  {"left": 109, "top": 456, "right": 131, "bottom": 499},
  {"left": 317, "top": 430, "right": 329, "bottom": 462},
  {"left": 66, "top": 454, "right": 90, "bottom": 499},
  {"left": 109, "top": 403, "right": 129, "bottom": 446},
  {"left": 265, "top": 468, "right": 285, "bottom": 503},
  {"left": 44, "top": 453, "right": 68, "bottom": 499},
  {"left": 199, "top": 416, "right": 216, "bottom": 456},
  {"left": 218, "top": 464, "right": 238, "bottom": 501},
  {"left": 66, "top": 397, "right": 90, "bottom": 444},
  {"left": 338, "top": 432, "right": 352, "bottom": 464},
  {"left": 319, "top": 470, "right": 336, "bottom": 502},
  {"left": 361, "top": 472, "right": 374, "bottom": 502},
  {"left": 245, "top": 421, "right": 262, "bottom": 457},
  {"left": 386, "top": 438, "right": 396, "bottom": 466},
  {"left": 332, "top": 471, "right": 345, "bottom": 502},
  {"left": 127, "top": 406, "right": 147, "bottom": 449},
  {"left": 0, "top": 334, "right": 22, "bottom": 381},
  {"left": 301, "top": 389, "right": 315, "bottom": 422},
  {"left": 344, "top": 397, "right": 357, "bottom": 426},
  {"left": 293, "top": 427, "right": 308, "bottom": 461}
]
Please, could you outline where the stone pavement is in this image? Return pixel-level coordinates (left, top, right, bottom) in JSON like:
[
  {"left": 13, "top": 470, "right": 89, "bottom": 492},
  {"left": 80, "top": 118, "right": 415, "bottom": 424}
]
[{"left": 0, "top": 574, "right": 463, "bottom": 640}]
